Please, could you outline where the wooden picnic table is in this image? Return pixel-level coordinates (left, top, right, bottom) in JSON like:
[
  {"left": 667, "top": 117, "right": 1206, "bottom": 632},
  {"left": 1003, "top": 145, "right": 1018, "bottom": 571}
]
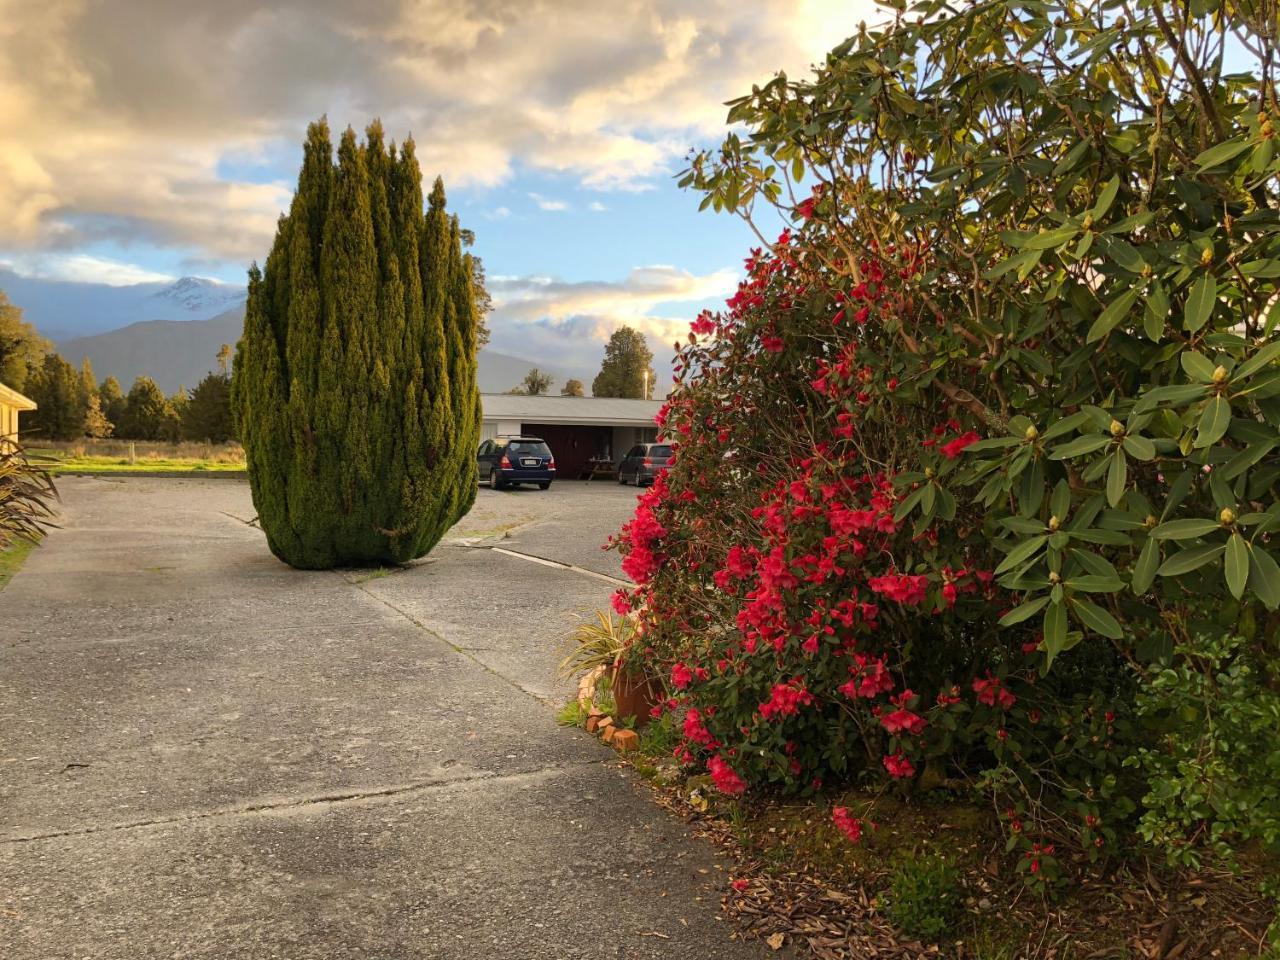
[{"left": 579, "top": 457, "right": 616, "bottom": 482}]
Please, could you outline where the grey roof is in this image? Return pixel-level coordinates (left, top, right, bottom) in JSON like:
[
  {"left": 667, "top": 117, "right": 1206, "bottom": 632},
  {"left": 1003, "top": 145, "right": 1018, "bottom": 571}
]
[{"left": 480, "top": 393, "right": 663, "bottom": 426}]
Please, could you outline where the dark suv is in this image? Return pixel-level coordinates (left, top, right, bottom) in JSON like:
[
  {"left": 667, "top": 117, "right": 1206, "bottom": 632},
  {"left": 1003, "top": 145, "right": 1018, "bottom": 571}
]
[
  {"left": 478, "top": 436, "right": 556, "bottom": 490},
  {"left": 616, "top": 442, "right": 673, "bottom": 486}
]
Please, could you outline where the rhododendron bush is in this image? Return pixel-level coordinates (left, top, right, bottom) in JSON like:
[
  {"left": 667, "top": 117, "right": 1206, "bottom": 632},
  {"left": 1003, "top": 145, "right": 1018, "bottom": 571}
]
[{"left": 613, "top": 0, "right": 1280, "bottom": 873}]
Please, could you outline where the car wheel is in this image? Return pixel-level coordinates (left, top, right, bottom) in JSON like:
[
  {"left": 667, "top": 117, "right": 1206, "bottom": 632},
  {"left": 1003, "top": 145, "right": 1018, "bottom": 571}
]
[
  {"left": 489, "top": 467, "right": 502, "bottom": 490},
  {"left": 538, "top": 481, "right": 551, "bottom": 490}
]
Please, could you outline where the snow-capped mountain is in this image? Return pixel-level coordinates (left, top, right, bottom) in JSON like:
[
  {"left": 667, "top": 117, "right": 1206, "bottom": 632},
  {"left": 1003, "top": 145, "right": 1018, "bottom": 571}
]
[
  {"left": 147, "top": 276, "right": 246, "bottom": 317},
  {"left": 1, "top": 268, "right": 247, "bottom": 340}
]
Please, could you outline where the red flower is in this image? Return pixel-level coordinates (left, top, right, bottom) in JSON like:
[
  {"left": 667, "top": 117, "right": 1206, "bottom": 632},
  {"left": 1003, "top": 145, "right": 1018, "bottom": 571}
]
[
  {"left": 707, "top": 755, "right": 747, "bottom": 795},
  {"left": 883, "top": 752, "right": 915, "bottom": 778},
  {"left": 832, "top": 806, "right": 863, "bottom": 843},
  {"left": 940, "top": 430, "right": 981, "bottom": 459},
  {"left": 671, "top": 662, "right": 694, "bottom": 690}
]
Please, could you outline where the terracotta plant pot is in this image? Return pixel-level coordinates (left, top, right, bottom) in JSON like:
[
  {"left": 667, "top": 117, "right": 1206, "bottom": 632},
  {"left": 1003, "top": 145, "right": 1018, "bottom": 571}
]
[{"left": 610, "top": 664, "right": 659, "bottom": 729}]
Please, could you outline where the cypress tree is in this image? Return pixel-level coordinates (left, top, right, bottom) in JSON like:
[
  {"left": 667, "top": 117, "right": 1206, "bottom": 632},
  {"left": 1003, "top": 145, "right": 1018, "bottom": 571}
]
[{"left": 232, "top": 119, "right": 480, "bottom": 569}]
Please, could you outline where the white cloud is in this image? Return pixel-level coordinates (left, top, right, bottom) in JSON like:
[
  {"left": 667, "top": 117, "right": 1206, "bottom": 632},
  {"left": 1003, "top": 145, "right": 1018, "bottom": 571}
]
[
  {"left": 486, "top": 263, "right": 738, "bottom": 374},
  {"left": 485, "top": 206, "right": 512, "bottom": 220},
  {"left": 588, "top": 201, "right": 609, "bottom": 212},
  {"left": 0, "top": 0, "right": 880, "bottom": 265},
  {"left": 1, "top": 253, "right": 174, "bottom": 287},
  {"left": 528, "top": 192, "right": 569, "bottom": 212}
]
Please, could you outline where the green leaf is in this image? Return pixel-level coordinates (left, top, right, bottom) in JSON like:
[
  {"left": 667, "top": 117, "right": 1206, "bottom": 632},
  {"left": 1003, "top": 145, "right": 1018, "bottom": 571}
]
[
  {"left": 1049, "top": 479, "right": 1071, "bottom": 519},
  {"left": 1042, "top": 410, "right": 1093, "bottom": 440},
  {"left": 1090, "top": 176, "right": 1120, "bottom": 218},
  {"left": 1150, "top": 518, "right": 1222, "bottom": 540},
  {"left": 1247, "top": 546, "right": 1280, "bottom": 610},
  {"left": 1144, "top": 282, "right": 1168, "bottom": 341},
  {"left": 998, "top": 596, "right": 1050, "bottom": 626},
  {"left": 1157, "top": 543, "right": 1226, "bottom": 576},
  {"left": 1071, "top": 597, "right": 1123, "bottom": 639},
  {"left": 995, "top": 534, "right": 1049, "bottom": 575},
  {"left": 1193, "top": 137, "right": 1251, "bottom": 170},
  {"left": 1180, "top": 351, "right": 1217, "bottom": 383},
  {"left": 1048, "top": 435, "right": 1112, "bottom": 459},
  {"left": 1104, "top": 238, "right": 1146, "bottom": 274},
  {"left": 1087, "top": 288, "right": 1139, "bottom": 342},
  {"left": 1106, "top": 451, "right": 1127, "bottom": 507},
  {"left": 1194, "top": 395, "right": 1231, "bottom": 448},
  {"left": 1042, "top": 600, "right": 1068, "bottom": 670},
  {"left": 893, "top": 485, "right": 926, "bottom": 522},
  {"left": 1066, "top": 574, "right": 1125, "bottom": 593},
  {"left": 1233, "top": 340, "right": 1280, "bottom": 382},
  {"left": 1122, "top": 435, "right": 1156, "bottom": 460},
  {"left": 1132, "top": 538, "right": 1158, "bottom": 594},
  {"left": 1225, "top": 533, "right": 1249, "bottom": 600},
  {"left": 1184, "top": 274, "right": 1217, "bottom": 332},
  {"left": 1025, "top": 226, "right": 1079, "bottom": 250}
]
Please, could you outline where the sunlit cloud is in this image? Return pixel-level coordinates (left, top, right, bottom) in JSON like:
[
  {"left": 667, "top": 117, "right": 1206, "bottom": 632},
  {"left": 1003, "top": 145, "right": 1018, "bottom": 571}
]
[
  {"left": 0, "top": 0, "right": 879, "bottom": 267},
  {"left": 0, "top": 253, "right": 175, "bottom": 287}
]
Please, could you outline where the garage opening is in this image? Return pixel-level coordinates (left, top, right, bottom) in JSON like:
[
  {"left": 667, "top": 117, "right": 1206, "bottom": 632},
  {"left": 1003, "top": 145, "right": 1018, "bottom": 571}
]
[{"left": 520, "top": 423, "right": 613, "bottom": 480}]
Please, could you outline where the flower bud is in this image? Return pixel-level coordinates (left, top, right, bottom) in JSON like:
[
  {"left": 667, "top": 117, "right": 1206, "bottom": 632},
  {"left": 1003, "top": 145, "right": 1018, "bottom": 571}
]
[
  {"left": 1211, "top": 365, "right": 1228, "bottom": 384},
  {"left": 1024, "top": 425, "right": 1039, "bottom": 441},
  {"left": 1200, "top": 247, "right": 1214, "bottom": 267},
  {"left": 1220, "top": 507, "right": 1235, "bottom": 525},
  {"left": 1048, "top": 571, "right": 1061, "bottom": 583},
  {"left": 1048, "top": 515, "right": 1060, "bottom": 531},
  {"left": 1109, "top": 419, "right": 1124, "bottom": 437}
]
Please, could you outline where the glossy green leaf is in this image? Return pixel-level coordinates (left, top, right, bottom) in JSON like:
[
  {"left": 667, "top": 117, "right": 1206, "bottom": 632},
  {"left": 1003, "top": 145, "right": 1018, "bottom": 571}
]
[
  {"left": 995, "top": 534, "right": 1049, "bottom": 575},
  {"left": 1180, "top": 351, "right": 1217, "bottom": 383},
  {"left": 1194, "top": 395, "right": 1231, "bottom": 448},
  {"left": 1042, "top": 600, "right": 1068, "bottom": 670},
  {"left": 1157, "top": 543, "right": 1226, "bottom": 576},
  {"left": 1087, "top": 288, "right": 1139, "bottom": 342},
  {"left": 1106, "top": 451, "right": 1126, "bottom": 507},
  {"left": 1184, "top": 274, "right": 1217, "bottom": 332},
  {"left": 1071, "top": 597, "right": 1123, "bottom": 639},
  {"left": 1150, "top": 518, "right": 1222, "bottom": 540},
  {"left": 1247, "top": 546, "right": 1280, "bottom": 610},
  {"left": 1225, "top": 533, "right": 1249, "bottom": 599},
  {"left": 1132, "top": 537, "right": 1158, "bottom": 594},
  {"left": 1193, "top": 137, "right": 1251, "bottom": 169},
  {"left": 998, "top": 595, "right": 1050, "bottom": 626},
  {"left": 1121, "top": 435, "right": 1155, "bottom": 460}
]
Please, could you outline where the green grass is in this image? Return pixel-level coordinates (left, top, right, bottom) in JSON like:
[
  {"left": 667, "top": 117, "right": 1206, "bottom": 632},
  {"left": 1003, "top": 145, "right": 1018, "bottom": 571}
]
[
  {"left": 36, "top": 454, "right": 245, "bottom": 475},
  {"left": 0, "top": 537, "right": 36, "bottom": 590}
]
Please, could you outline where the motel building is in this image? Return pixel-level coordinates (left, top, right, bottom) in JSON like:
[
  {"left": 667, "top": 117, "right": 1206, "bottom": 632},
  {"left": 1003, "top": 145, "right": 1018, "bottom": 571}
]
[
  {"left": 479, "top": 394, "right": 664, "bottom": 480},
  {"left": 0, "top": 382, "right": 36, "bottom": 446}
]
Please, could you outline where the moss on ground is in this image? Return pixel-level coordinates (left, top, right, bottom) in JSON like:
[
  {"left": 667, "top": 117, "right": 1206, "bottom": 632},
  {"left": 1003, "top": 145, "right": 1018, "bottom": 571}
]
[{"left": 0, "top": 537, "right": 36, "bottom": 590}]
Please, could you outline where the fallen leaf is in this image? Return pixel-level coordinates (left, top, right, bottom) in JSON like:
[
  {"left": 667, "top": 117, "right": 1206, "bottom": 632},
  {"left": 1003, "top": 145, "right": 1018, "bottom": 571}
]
[{"left": 766, "top": 932, "right": 786, "bottom": 950}]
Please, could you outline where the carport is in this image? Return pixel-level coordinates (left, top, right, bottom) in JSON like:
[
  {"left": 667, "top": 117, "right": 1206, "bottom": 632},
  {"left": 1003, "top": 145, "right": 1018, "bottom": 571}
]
[{"left": 480, "top": 394, "right": 665, "bottom": 480}]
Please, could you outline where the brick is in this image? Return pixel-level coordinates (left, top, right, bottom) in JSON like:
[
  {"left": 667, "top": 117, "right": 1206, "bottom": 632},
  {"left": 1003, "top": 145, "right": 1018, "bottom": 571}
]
[
  {"left": 600, "top": 724, "right": 617, "bottom": 743},
  {"left": 612, "top": 729, "right": 640, "bottom": 753}
]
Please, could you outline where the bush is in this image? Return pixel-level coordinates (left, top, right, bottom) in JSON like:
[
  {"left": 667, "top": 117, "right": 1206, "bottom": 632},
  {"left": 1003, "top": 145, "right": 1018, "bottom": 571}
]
[
  {"left": 0, "top": 444, "right": 57, "bottom": 549},
  {"left": 613, "top": 0, "right": 1280, "bottom": 875},
  {"left": 883, "top": 852, "right": 960, "bottom": 941},
  {"left": 232, "top": 119, "right": 480, "bottom": 569}
]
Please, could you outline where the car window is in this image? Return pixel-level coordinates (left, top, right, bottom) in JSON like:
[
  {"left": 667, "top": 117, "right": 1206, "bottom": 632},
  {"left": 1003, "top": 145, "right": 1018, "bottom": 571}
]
[
  {"left": 626, "top": 446, "right": 641, "bottom": 458},
  {"left": 649, "top": 444, "right": 673, "bottom": 458},
  {"left": 478, "top": 440, "right": 492, "bottom": 456},
  {"left": 508, "top": 441, "right": 551, "bottom": 456}
]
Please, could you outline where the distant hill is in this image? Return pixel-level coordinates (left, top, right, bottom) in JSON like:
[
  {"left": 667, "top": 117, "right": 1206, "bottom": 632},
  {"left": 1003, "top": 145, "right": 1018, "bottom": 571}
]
[
  {"left": 3, "top": 269, "right": 245, "bottom": 341},
  {"left": 59, "top": 306, "right": 244, "bottom": 393},
  {"left": 57, "top": 303, "right": 582, "bottom": 395}
]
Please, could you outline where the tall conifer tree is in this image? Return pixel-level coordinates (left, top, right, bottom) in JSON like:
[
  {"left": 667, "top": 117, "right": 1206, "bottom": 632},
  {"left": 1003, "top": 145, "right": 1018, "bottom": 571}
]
[{"left": 232, "top": 119, "right": 479, "bottom": 569}]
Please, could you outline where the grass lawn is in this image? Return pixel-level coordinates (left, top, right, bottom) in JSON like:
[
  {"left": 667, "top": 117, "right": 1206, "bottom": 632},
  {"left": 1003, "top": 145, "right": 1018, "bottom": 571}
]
[
  {"left": 0, "top": 537, "right": 36, "bottom": 590},
  {"left": 30, "top": 449, "right": 245, "bottom": 475}
]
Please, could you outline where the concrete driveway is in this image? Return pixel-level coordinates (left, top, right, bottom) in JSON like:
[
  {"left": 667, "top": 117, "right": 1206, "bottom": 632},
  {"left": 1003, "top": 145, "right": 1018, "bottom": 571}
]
[{"left": 0, "top": 478, "right": 767, "bottom": 960}]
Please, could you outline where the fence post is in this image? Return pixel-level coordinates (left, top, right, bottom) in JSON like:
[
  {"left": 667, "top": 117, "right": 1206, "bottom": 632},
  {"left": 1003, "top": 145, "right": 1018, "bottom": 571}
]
[{"left": 129, "top": 441, "right": 136, "bottom": 465}]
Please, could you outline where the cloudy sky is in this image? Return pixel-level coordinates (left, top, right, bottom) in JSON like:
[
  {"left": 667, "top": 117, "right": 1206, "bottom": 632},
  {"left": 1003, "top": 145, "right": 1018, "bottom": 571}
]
[{"left": 0, "top": 0, "right": 875, "bottom": 378}]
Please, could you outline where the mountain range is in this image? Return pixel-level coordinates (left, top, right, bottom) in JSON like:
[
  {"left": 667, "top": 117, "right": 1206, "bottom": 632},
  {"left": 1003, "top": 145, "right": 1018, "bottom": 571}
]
[
  {"left": 1, "top": 268, "right": 247, "bottom": 341},
  {"left": 7, "top": 273, "right": 581, "bottom": 395}
]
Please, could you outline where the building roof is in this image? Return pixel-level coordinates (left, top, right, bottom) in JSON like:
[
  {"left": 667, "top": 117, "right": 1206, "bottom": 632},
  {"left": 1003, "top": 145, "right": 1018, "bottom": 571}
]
[
  {"left": 0, "top": 382, "right": 36, "bottom": 411},
  {"left": 481, "top": 393, "right": 662, "bottom": 427}
]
